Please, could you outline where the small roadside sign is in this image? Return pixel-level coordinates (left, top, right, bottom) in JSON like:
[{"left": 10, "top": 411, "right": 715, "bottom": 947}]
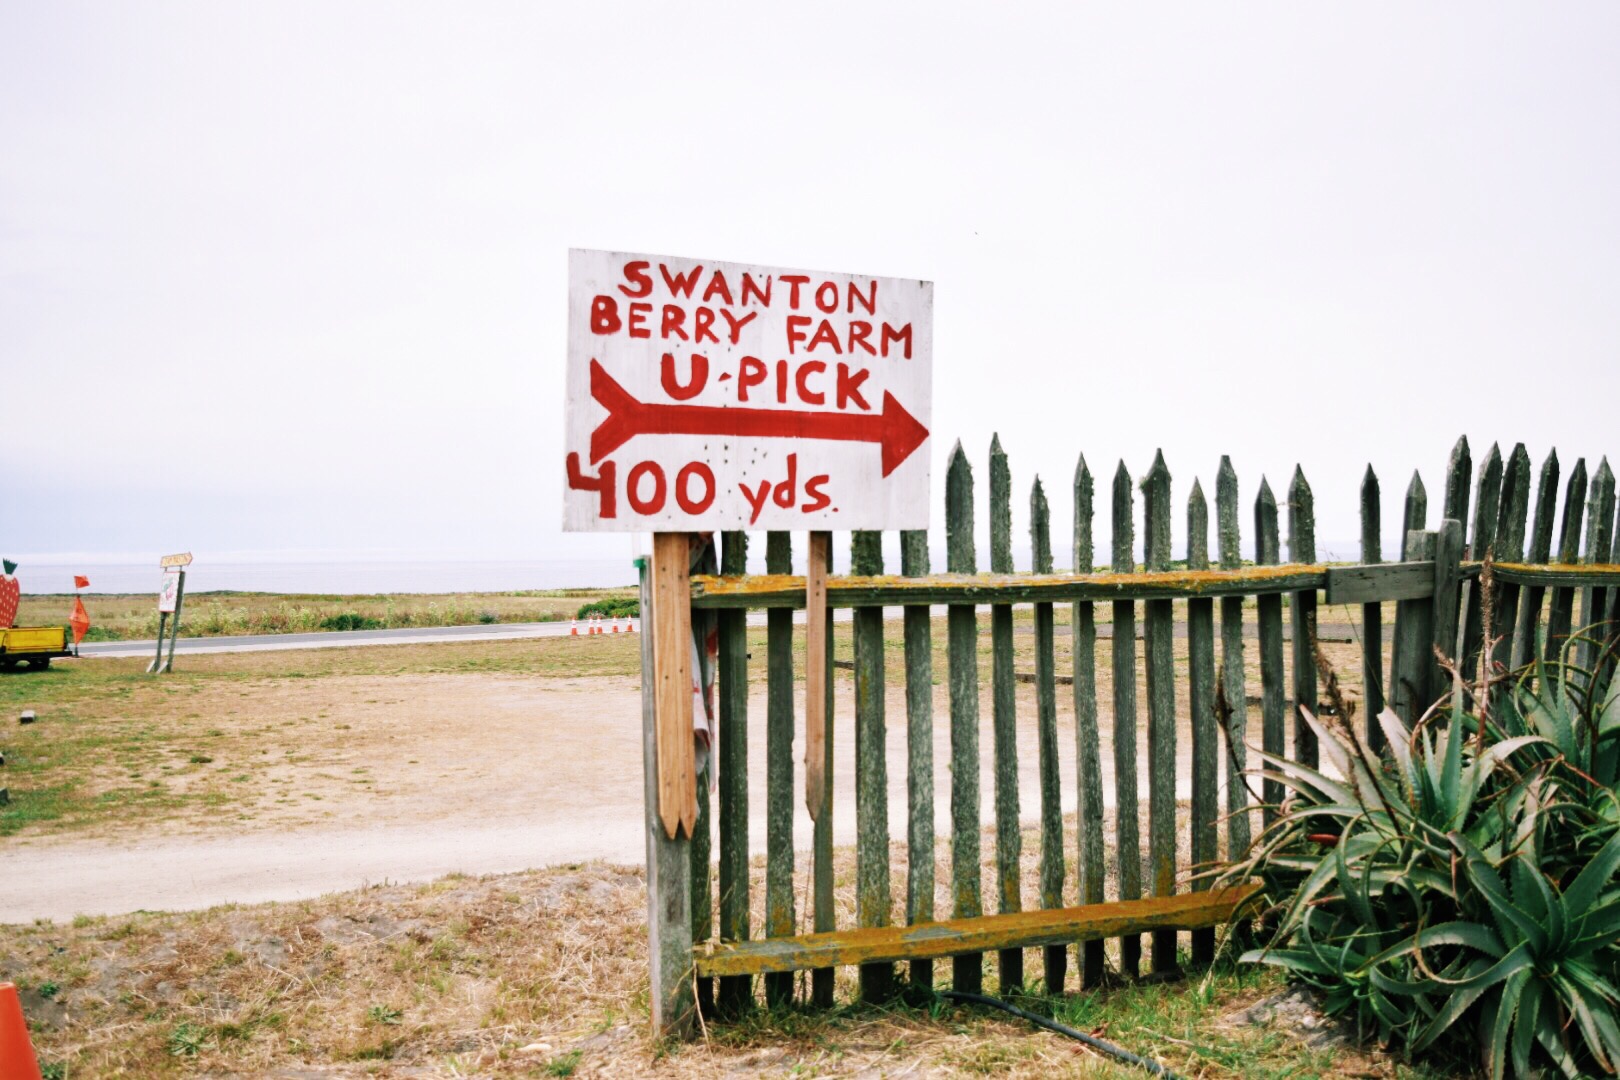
[
  {"left": 564, "top": 249, "right": 933, "bottom": 532},
  {"left": 150, "top": 554, "right": 190, "bottom": 674},
  {"left": 157, "top": 572, "right": 182, "bottom": 614}
]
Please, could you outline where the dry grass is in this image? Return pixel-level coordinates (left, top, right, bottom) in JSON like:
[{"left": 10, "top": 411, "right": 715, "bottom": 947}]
[
  {"left": 15, "top": 589, "right": 635, "bottom": 642},
  {"left": 4, "top": 848, "right": 1453, "bottom": 1079}
]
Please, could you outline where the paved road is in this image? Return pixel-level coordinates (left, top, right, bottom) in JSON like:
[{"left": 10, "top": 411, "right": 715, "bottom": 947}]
[
  {"left": 79, "top": 612, "right": 1362, "bottom": 659},
  {"left": 0, "top": 821, "right": 646, "bottom": 923},
  {"left": 76, "top": 609, "right": 865, "bottom": 659},
  {"left": 78, "top": 620, "right": 584, "bottom": 659}
]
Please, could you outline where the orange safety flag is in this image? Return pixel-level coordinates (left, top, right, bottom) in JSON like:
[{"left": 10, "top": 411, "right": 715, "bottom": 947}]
[
  {"left": 74, "top": 575, "right": 90, "bottom": 589},
  {"left": 70, "top": 597, "right": 91, "bottom": 645}
]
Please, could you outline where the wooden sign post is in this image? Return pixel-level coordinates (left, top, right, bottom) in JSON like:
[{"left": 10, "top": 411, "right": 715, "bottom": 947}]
[
  {"left": 564, "top": 249, "right": 932, "bottom": 1036},
  {"left": 803, "top": 531, "right": 831, "bottom": 817},
  {"left": 148, "top": 553, "right": 192, "bottom": 674},
  {"left": 650, "top": 533, "right": 698, "bottom": 838}
]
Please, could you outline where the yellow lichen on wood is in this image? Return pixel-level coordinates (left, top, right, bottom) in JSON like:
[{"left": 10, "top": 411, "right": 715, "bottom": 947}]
[{"left": 690, "top": 565, "right": 1331, "bottom": 608}]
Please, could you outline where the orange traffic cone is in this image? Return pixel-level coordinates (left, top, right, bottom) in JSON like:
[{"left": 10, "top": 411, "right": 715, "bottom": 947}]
[
  {"left": 570, "top": 619, "right": 578, "bottom": 636},
  {"left": 0, "top": 982, "right": 42, "bottom": 1080},
  {"left": 611, "top": 617, "right": 620, "bottom": 633},
  {"left": 628, "top": 617, "right": 637, "bottom": 633}
]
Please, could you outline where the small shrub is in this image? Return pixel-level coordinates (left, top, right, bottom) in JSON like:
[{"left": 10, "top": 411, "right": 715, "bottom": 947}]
[
  {"left": 575, "top": 599, "right": 638, "bottom": 620},
  {"left": 367, "top": 1004, "right": 402, "bottom": 1026},
  {"left": 477, "top": 610, "right": 498, "bottom": 625},
  {"left": 320, "top": 613, "right": 383, "bottom": 632},
  {"left": 545, "top": 1049, "right": 583, "bottom": 1077},
  {"left": 167, "top": 1022, "right": 209, "bottom": 1056}
]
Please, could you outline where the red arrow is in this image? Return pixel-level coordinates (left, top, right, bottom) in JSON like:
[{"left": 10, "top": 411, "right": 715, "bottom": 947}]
[{"left": 589, "top": 359, "right": 928, "bottom": 477}]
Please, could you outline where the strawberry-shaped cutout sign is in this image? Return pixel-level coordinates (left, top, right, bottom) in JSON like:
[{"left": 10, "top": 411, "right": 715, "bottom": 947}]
[{"left": 0, "top": 560, "right": 18, "bottom": 630}]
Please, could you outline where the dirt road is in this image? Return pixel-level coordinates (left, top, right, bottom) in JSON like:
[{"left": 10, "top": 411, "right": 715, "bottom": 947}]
[{"left": 0, "top": 666, "right": 1248, "bottom": 922}]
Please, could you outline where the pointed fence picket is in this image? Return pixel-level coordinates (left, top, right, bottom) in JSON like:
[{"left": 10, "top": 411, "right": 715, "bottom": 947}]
[{"left": 636, "top": 434, "right": 1620, "bottom": 1037}]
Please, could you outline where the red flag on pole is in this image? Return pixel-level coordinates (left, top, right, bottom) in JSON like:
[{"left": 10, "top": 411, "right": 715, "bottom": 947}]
[
  {"left": 74, "top": 575, "right": 90, "bottom": 589},
  {"left": 70, "top": 597, "right": 91, "bottom": 645},
  {"left": 0, "top": 560, "right": 17, "bottom": 630}
]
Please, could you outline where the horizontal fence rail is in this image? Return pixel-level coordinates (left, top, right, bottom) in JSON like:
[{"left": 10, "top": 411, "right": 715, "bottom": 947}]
[{"left": 641, "top": 433, "right": 1620, "bottom": 1037}]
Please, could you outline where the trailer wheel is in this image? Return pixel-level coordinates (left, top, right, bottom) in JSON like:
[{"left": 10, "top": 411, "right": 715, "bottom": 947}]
[{"left": 26, "top": 658, "right": 50, "bottom": 671}]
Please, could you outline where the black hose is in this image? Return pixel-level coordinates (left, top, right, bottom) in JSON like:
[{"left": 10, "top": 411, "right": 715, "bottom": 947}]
[{"left": 938, "top": 990, "right": 1186, "bottom": 1080}]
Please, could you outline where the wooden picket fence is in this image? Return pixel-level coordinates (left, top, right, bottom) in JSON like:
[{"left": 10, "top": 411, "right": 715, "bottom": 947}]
[{"left": 635, "top": 435, "right": 1620, "bottom": 1036}]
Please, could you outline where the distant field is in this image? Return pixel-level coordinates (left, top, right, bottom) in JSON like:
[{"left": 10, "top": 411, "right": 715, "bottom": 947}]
[{"left": 15, "top": 588, "right": 636, "bottom": 641}]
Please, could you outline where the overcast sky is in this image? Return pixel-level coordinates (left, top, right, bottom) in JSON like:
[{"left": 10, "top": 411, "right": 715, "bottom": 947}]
[{"left": 5, "top": 3, "right": 1618, "bottom": 568}]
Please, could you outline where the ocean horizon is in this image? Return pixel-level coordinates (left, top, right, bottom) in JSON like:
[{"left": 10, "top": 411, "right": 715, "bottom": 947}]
[
  {"left": 13, "top": 558, "right": 641, "bottom": 596},
  {"left": 14, "top": 536, "right": 1370, "bottom": 596}
]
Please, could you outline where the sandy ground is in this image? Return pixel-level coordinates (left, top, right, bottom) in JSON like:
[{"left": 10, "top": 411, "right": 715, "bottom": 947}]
[{"left": 0, "top": 644, "right": 1312, "bottom": 922}]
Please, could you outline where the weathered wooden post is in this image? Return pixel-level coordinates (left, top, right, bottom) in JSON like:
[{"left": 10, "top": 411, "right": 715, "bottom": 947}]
[
  {"left": 1545, "top": 459, "right": 1588, "bottom": 662},
  {"left": 638, "top": 546, "right": 695, "bottom": 1037},
  {"left": 1253, "top": 480, "right": 1285, "bottom": 824},
  {"left": 1458, "top": 444, "right": 1503, "bottom": 686},
  {"left": 946, "top": 443, "right": 984, "bottom": 994},
  {"left": 1443, "top": 437, "right": 1473, "bottom": 550},
  {"left": 1030, "top": 476, "right": 1065, "bottom": 993},
  {"left": 1111, "top": 460, "right": 1143, "bottom": 979},
  {"left": 1488, "top": 446, "right": 1531, "bottom": 688},
  {"left": 1390, "top": 529, "right": 1437, "bottom": 726},
  {"left": 851, "top": 529, "right": 892, "bottom": 1001},
  {"left": 901, "top": 526, "right": 935, "bottom": 992},
  {"left": 1215, "top": 458, "right": 1250, "bottom": 862},
  {"left": 1432, "top": 520, "right": 1465, "bottom": 701},
  {"left": 989, "top": 435, "right": 1023, "bottom": 991},
  {"left": 716, "top": 532, "right": 750, "bottom": 1016},
  {"left": 1072, "top": 455, "right": 1107, "bottom": 989},
  {"left": 764, "top": 532, "right": 796, "bottom": 1008},
  {"left": 809, "top": 532, "right": 837, "bottom": 1010},
  {"left": 1287, "top": 467, "right": 1318, "bottom": 768},
  {"left": 1185, "top": 478, "right": 1217, "bottom": 967},
  {"left": 688, "top": 538, "right": 716, "bottom": 1020},
  {"left": 1512, "top": 450, "right": 1560, "bottom": 670},
  {"left": 1360, "top": 466, "right": 1385, "bottom": 749},
  {"left": 1578, "top": 460, "right": 1615, "bottom": 679},
  {"left": 148, "top": 610, "right": 168, "bottom": 674},
  {"left": 163, "top": 569, "right": 186, "bottom": 674},
  {"left": 1140, "top": 451, "right": 1178, "bottom": 975}
]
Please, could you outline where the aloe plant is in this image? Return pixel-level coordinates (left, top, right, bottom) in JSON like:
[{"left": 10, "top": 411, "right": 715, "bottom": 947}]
[{"left": 1224, "top": 640, "right": 1620, "bottom": 1078}]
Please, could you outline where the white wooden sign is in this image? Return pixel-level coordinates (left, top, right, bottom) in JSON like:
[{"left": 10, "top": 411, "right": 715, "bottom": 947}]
[
  {"left": 157, "top": 571, "right": 181, "bottom": 613},
  {"left": 564, "top": 249, "right": 933, "bottom": 531}
]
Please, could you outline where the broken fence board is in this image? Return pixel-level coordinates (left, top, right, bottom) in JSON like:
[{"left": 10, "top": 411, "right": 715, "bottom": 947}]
[{"left": 695, "top": 886, "right": 1264, "bottom": 979}]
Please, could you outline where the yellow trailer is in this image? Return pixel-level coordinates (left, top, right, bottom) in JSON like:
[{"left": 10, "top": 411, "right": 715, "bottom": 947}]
[{"left": 0, "top": 625, "right": 75, "bottom": 670}]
